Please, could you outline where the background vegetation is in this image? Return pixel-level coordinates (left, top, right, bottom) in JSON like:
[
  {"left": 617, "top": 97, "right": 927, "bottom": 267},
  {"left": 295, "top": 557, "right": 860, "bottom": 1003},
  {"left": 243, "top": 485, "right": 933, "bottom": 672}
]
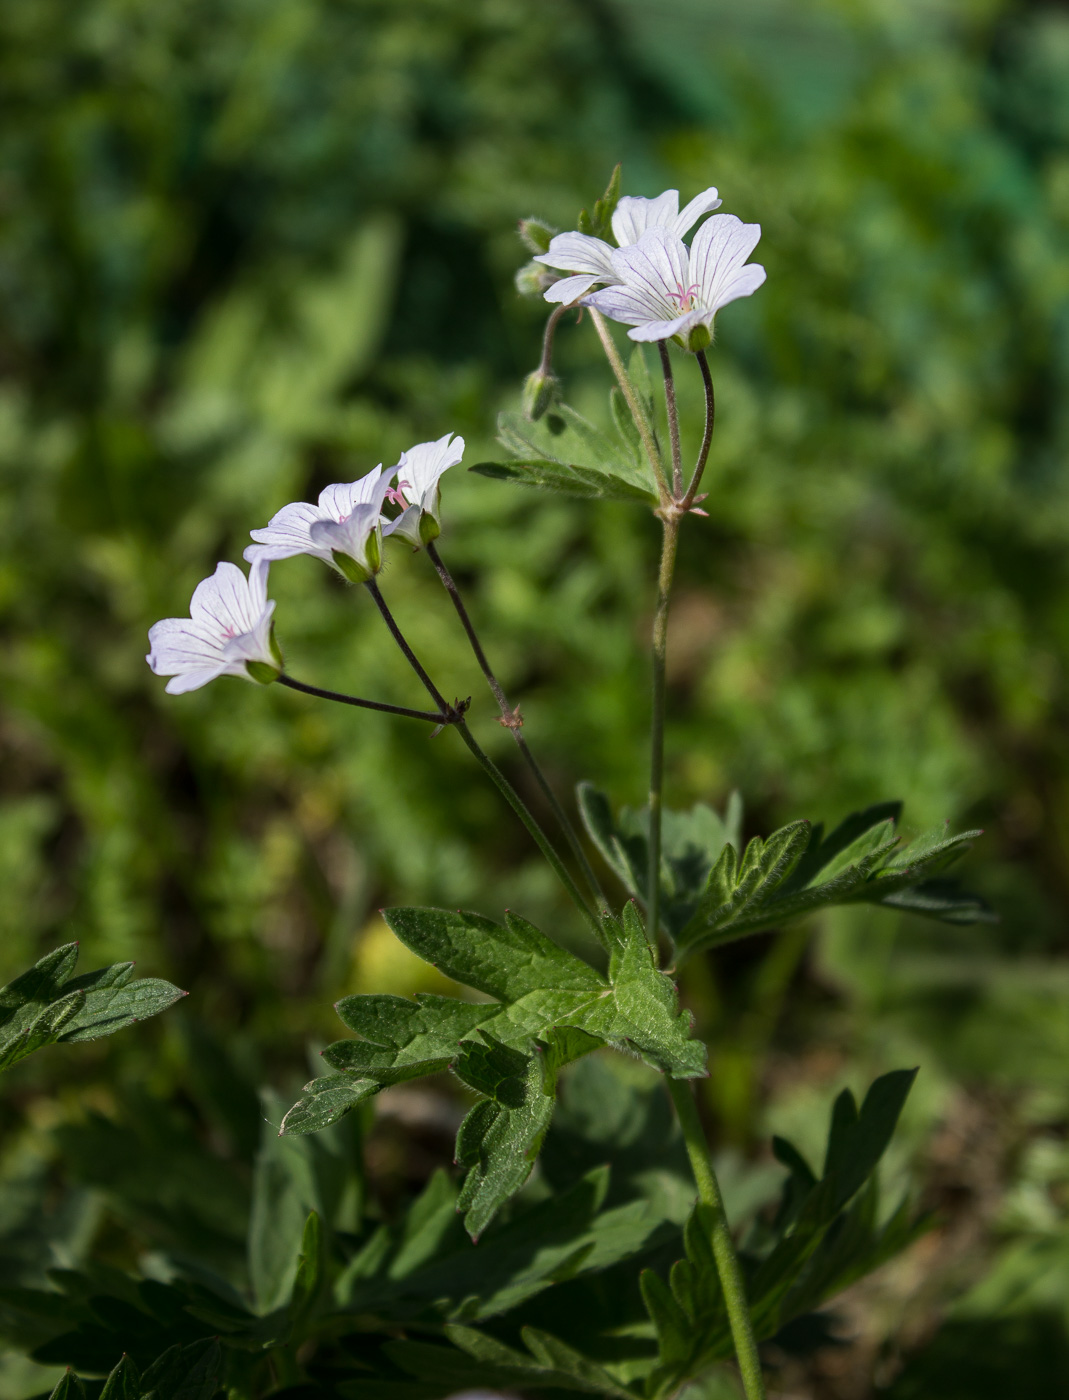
[{"left": 2, "top": 0, "right": 1069, "bottom": 1394}]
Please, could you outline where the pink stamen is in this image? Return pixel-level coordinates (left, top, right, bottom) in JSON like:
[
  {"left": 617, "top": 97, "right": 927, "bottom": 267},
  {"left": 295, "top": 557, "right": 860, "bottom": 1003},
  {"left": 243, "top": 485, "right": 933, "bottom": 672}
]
[
  {"left": 384, "top": 480, "right": 411, "bottom": 507},
  {"left": 666, "top": 281, "right": 701, "bottom": 311}
]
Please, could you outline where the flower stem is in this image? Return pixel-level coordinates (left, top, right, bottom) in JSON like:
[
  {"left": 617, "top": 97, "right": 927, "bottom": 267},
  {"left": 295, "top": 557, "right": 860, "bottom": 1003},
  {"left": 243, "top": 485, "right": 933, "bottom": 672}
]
[
  {"left": 364, "top": 577, "right": 602, "bottom": 937},
  {"left": 665, "top": 1076, "right": 767, "bottom": 1400},
  {"left": 364, "top": 578, "right": 451, "bottom": 713},
  {"left": 539, "top": 303, "right": 568, "bottom": 377},
  {"left": 453, "top": 717, "right": 604, "bottom": 943},
  {"left": 682, "top": 349, "right": 716, "bottom": 509},
  {"left": 589, "top": 308, "right": 669, "bottom": 500},
  {"left": 426, "top": 541, "right": 607, "bottom": 909},
  {"left": 648, "top": 512, "right": 679, "bottom": 946},
  {"left": 277, "top": 674, "right": 448, "bottom": 725},
  {"left": 657, "top": 341, "right": 683, "bottom": 498}
]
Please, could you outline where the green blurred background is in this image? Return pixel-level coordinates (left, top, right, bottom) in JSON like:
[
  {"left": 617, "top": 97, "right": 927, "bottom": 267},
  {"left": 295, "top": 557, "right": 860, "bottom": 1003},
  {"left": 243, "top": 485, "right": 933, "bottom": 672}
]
[{"left": 2, "top": 0, "right": 1069, "bottom": 1393}]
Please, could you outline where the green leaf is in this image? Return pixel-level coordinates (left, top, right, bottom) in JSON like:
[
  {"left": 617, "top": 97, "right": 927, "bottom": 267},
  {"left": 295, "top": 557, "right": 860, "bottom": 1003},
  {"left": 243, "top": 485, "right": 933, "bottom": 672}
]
[
  {"left": 598, "top": 904, "right": 706, "bottom": 1078},
  {"left": 279, "top": 1073, "right": 378, "bottom": 1135},
  {"left": 471, "top": 400, "right": 659, "bottom": 503},
  {"left": 643, "top": 1071, "right": 921, "bottom": 1387},
  {"left": 287, "top": 1211, "right": 326, "bottom": 1329},
  {"left": 98, "top": 1354, "right": 140, "bottom": 1400},
  {"left": 139, "top": 1339, "right": 222, "bottom": 1400},
  {"left": 47, "top": 1372, "right": 86, "bottom": 1400},
  {"left": 0, "top": 944, "right": 184, "bottom": 1073},
  {"left": 673, "top": 802, "right": 991, "bottom": 955},
  {"left": 285, "top": 905, "right": 703, "bottom": 1227},
  {"left": 578, "top": 785, "right": 743, "bottom": 940},
  {"left": 470, "top": 456, "right": 657, "bottom": 503}
]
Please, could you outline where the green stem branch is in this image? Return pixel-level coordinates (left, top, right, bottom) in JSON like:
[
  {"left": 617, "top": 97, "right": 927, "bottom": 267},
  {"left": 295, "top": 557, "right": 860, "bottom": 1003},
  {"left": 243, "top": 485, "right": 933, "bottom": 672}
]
[
  {"left": 648, "top": 512, "right": 679, "bottom": 945},
  {"left": 277, "top": 674, "right": 446, "bottom": 725},
  {"left": 657, "top": 341, "right": 683, "bottom": 498},
  {"left": 453, "top": 718, "right": 604, "bottom": 942},
  {"left": 666, "top": 1077, "right": 767, "bottom": 1400},
  {"left": 682, "top": 349, "right": 716, "bottom": 510},
  {"left": 589, "top": 308, "right": 669, "bottom": 500},
  {"left": 426, "top": 541, "right": 607, "bottom": 909},
  {"left": 364, "top": 577, "right": 602, "bottom": 937}
]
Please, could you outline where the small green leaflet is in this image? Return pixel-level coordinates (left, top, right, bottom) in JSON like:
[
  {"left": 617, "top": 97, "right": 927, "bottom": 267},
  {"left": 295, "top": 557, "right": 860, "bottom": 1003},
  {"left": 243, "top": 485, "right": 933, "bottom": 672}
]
[
  {"left": 281, "top": 903, "right": 704, "bottom": 1234},
  {"left": 0, "top": 944, "right": 185, "bottom": 1074},
  {"left": 577, "top": 163, "right": 621, "bottom": 242},
  {"left": 581, "top": 791, "right": 991, "bottom": 952},
  {"left": 471, "top": 401, "right": 659, "bottom": 503}
]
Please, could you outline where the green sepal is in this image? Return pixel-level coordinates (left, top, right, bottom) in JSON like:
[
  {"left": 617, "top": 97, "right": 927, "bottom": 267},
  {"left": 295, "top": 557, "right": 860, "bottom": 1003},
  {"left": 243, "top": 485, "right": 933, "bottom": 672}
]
[
  {"left": 244, "top": 660, "right": 280, "bottom": 685},
  {"left": 577, "top": 164, "right": 621, "bottom": 242},
  {"left": 98, "top": 1353, "right": 140, "bottom": 1400}
]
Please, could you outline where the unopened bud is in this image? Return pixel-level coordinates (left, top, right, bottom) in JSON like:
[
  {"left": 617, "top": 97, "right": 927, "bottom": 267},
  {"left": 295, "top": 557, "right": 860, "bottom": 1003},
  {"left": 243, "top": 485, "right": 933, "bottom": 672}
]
[
  {"left": 522, "top": 369, "right": 559, "bottom": 422},
  {"left": 518, "top": 218, "right": 556, "bottom": 255},
  {"left": 515, "top": 261, "right": 557, "bottom": 298}
]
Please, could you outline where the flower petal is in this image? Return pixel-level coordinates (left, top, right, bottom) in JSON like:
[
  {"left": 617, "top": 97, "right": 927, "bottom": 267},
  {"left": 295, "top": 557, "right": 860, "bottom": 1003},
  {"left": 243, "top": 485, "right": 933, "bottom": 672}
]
[
  {"left": 247, "top": 502, "right": 330, "bottom": 562},
  {"left": 534, "top": 231, "right": 616, "bottom": 277},
  {"left": 611, "top": 190, "right": 680, "bottom": 246},
  {"left": 670, "top": 186, "right": 722, "bottom": 239},
  {"left": 543, "top": 272, "right": 602, "bottom": 304},
  {"left": 627, "top": 309, "right": 707, "bottom": 343},
  {"left": 189, "top": 561, "right": 261, "bottom": 636},
  {"left": 689, "top": 215, "right": 763, "bottom": 314}
]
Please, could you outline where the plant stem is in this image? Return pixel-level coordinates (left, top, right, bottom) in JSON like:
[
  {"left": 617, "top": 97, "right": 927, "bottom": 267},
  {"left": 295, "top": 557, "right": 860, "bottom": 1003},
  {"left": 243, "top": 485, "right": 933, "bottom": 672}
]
[
  {"left": 666, "top": 1076, "right": 767, "bottom": 1400},
  {"left": 539, "top": 303, "right": 567, "bottom": 377},
  {"left": 589, "top": 308, "right": 669, "bottom": 500},
  {"left": 426, "top": 541, "right": 607, "bottom": 909},
  {"left": 682, "top": 349, "right": 716, "bottom": 510},
  {"left": 647, "top": 511, "right": 679, "bottom": 945},
  {"left": 364, "top": 576, "right": 602, "bottom": 936},
  {"left": 277, "top": 674, "right": 447, "bottom": 725},
  {"left": 453, "top": 718, "right": 604, "bottom": 942},
  {"left": 658, "top": 341, "right": 683, "bottom": 498},
  {"left": 364, "top": 578, "right": 451, "bottom": 713}
]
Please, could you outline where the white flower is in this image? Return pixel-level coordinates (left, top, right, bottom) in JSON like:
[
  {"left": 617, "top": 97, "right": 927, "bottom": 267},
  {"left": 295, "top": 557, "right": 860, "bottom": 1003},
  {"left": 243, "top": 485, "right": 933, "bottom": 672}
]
[
  {"left": 382, "top": 433, "right": 465, "bottom": 547},
  {"left": 534, "top": 186, "right": 722, "bottom": 304},
  {"left": 244, "top": 466, "right": 395, "bottom": 582},
  {"left": 581, "top": 217, "right": 765, "bottom": 350},
  {"left": 147, "top": 560, "right": 280, "bottom": 694}
]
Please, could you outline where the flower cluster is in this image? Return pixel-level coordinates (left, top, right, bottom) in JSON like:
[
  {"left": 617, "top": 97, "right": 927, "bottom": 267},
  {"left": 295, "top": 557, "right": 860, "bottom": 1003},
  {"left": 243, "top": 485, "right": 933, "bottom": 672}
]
[
  {"left": 536, "top": 185, "right": 764, "bottom": 352},
  {"left": 147, "top": 436, "right": 464, "bottom": 694}
]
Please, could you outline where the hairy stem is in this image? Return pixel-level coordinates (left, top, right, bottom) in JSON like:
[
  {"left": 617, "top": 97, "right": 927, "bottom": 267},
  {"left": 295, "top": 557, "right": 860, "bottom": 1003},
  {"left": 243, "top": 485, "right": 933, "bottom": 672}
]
[
  {"left": 453, "top": 718, "right": 603, "bottom": 941},
  {"left": 539, "top": 303, "right": 568, "bottom": 377},
  {"left": 658, "top": 341, "right": 683, "bottom": 498},
  {"left": 277, "top": 674, "right": 448, "bottom": 725},
  {"left": 682, "top": 349, "right": 716, "bottom": 509},
  {"left": 666, "top": 1077, "right": 767, "bottom": 1400},
  {"left": 589, "top": 308, "right": 669, "bottom": 500},
  {"left": 426, "top": 541, "right": 607, "bottom": 908},
  {"left": 648, "top": 512, "right": 679, "bottom": 945}
]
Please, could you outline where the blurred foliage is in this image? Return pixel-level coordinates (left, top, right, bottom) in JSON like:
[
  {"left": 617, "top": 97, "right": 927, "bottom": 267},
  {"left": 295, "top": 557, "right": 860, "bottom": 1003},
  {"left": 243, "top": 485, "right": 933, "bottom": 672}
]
[{"left": 2, "top": 0, "right": 1069, "bottom": 1393}]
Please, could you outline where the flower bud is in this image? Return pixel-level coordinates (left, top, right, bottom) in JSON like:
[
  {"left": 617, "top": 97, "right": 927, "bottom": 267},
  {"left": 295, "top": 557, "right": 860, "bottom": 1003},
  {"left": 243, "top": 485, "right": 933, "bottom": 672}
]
[
  {"left": 518, "top": 218, "right": 556, "bottom": 255},
  {"left": 522, "top": 369, "right": 560, "bottom": 422},
  {"left": 515, "top": 261, "right": 558, "bottom": 298}
]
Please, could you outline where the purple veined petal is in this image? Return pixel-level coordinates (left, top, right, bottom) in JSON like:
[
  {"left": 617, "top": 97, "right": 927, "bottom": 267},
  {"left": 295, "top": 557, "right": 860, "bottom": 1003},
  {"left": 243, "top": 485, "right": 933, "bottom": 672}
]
[
  {"left": 543, "top": 272, "right": 603, "bottom": 304},
  {"left": 582, "top": 282, "right": 676, "bottom": 327},
  {"left": 395, "top": 434, "right": 464, "bottom": 509},
  {"left": 189, "top": 561, "right": 261, "bottom": 636},
  {"left": 147, "top": 618, "right": 226, "bottom": 673},
  {"left": 627, "top": 309, "right": 709, "bottom": 343},
  {"left": 670, "top": 186, "right": 722, "bottom": 239},
  {"left": 164, "top": 665, "right": 230, "bottom": 695},
  {"left": 610, "top": 190, "right": 680, "bottom": 246},
  {"left": 607, "top": 227, "right": 691, "bottom": 320},
  {"left": 534, "top": 231, "right": 616, "bottom": 276},
  {"left": 309, "top": 501, "right": 380, "bottom": 558},
  {"left": 382, "top": 503, "right": 421, "bottom": 544},
  {"left": 248, "top": 501, "right": 326, "bottom": 560},
  {"left": 689, "top": 215, "right": 763, "bottom": 313},
  {"left": 317, "top": 464, "right": 392, "bottom": 523},
  {"left": 710, "top": 262, "right": 767, "bottom": 314},
  {"left": 223, "top": 599, "right": 277, "bottom": 665}
]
